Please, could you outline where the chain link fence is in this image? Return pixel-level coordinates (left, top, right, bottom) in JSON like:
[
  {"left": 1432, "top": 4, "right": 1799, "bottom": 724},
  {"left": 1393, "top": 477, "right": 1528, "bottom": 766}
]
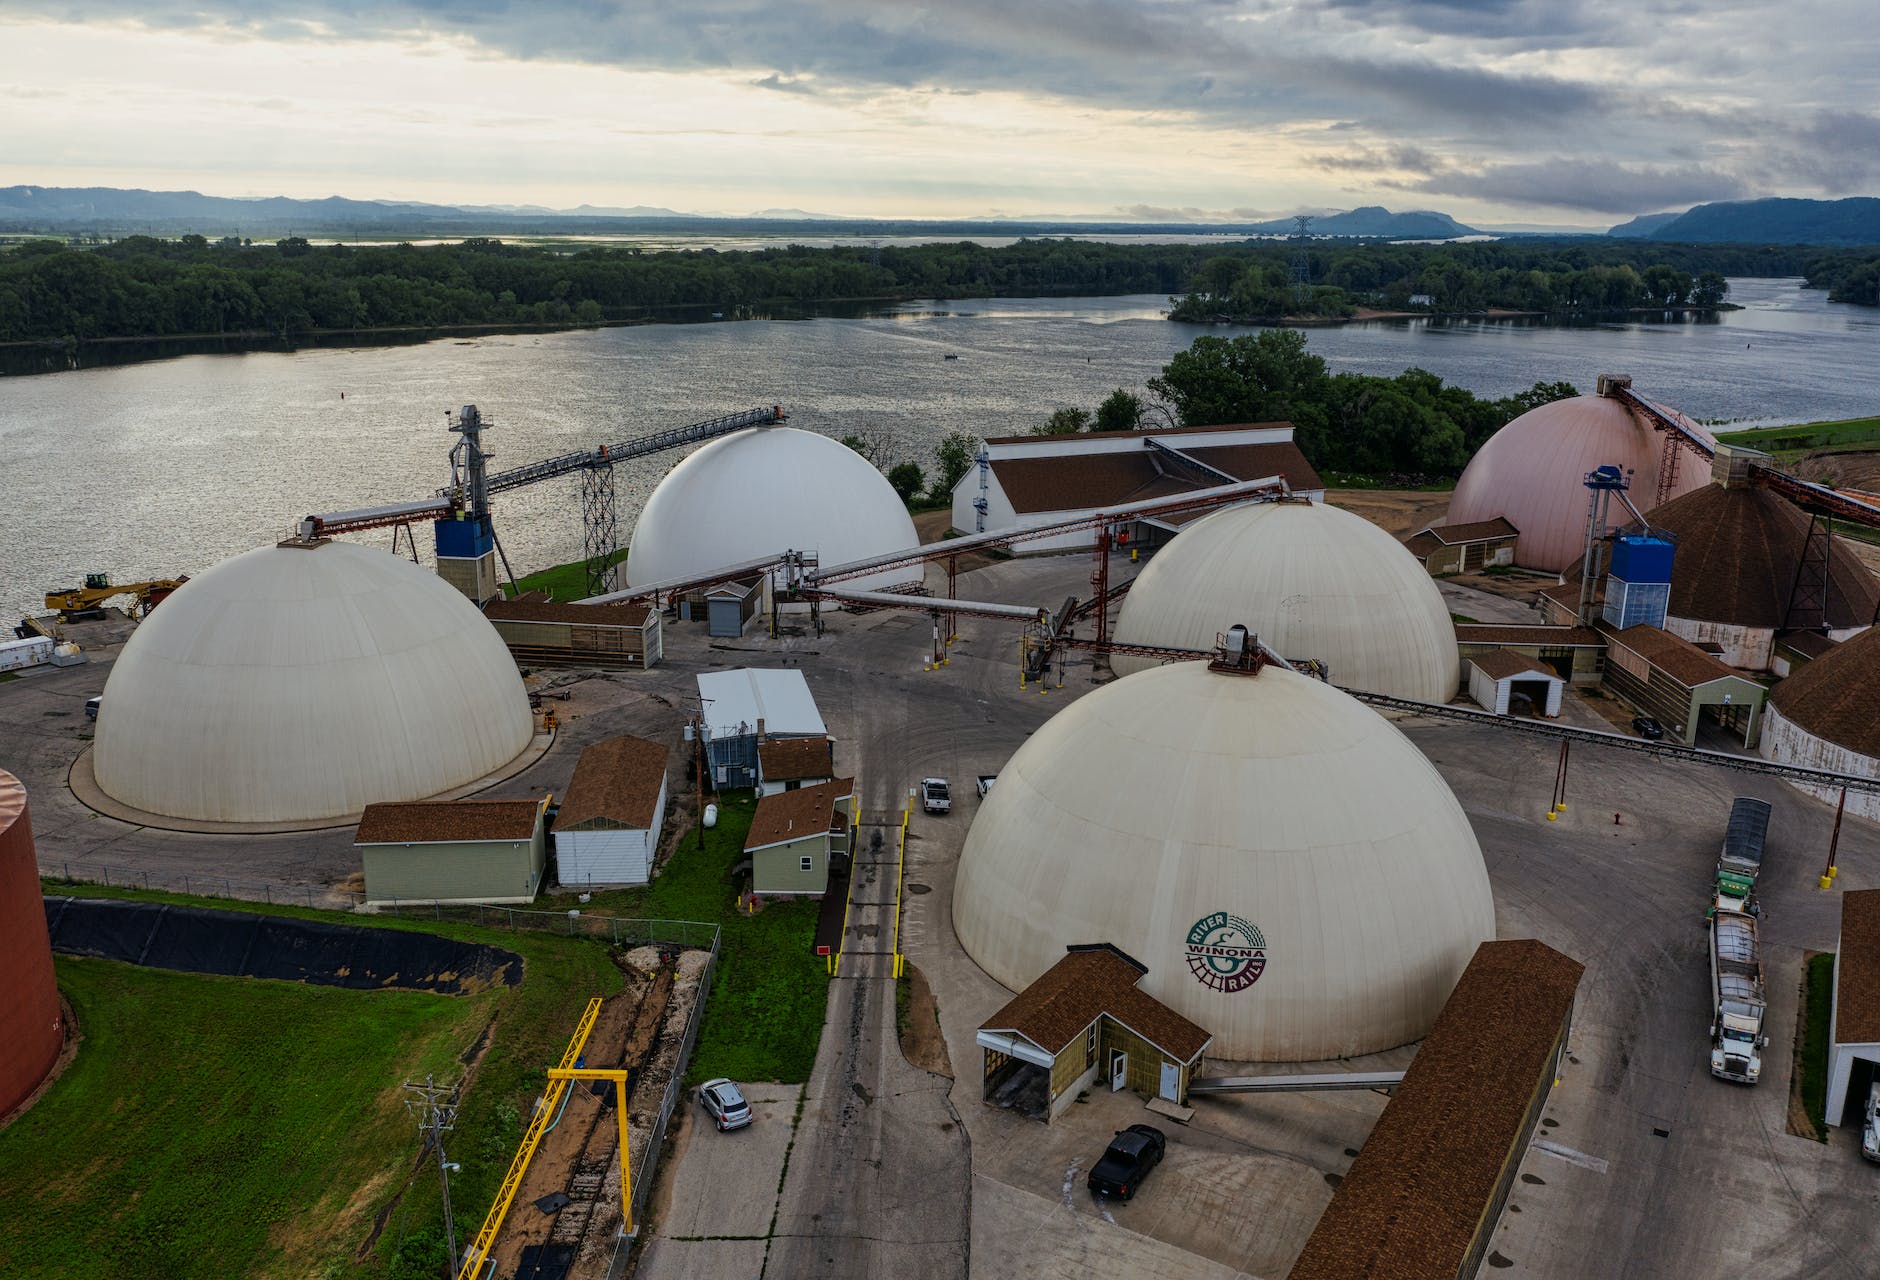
[{"left": 39, "top": 860, "right": 363, "bottom": 909}]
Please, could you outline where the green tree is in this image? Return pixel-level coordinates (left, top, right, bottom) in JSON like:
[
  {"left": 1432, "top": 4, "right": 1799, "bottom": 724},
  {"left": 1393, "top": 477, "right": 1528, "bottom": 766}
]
[
  {"left": 931, "top": 431, "right": 979, "bottom": 498},
  {"left": 887, "top": 462, "right": 925, "bottom": 504},
  {"left": 1094, "top": 389, "right": 1143, "bottom": 433},
  {"left": 1032, "top": 407, "right": 1091, "bottom": 435},
  {"left": 1147, "top": 328, "right": 1329, "bottom": 429},
  {"left": 1691, "top": 271, "right": 1730, "bottom": 307},
  {"left": 839, "top": 432, "right": 883, "bottom": 464}
]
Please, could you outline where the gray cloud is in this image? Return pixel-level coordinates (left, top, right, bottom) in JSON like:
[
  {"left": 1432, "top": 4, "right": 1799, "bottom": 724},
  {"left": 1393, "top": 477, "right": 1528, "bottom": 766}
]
[{"left": 1390, "top": 158, "right": 1751, "bottom": 214}]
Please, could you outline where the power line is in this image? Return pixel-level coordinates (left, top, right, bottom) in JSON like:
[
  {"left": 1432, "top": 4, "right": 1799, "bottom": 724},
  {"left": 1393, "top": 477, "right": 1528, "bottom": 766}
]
[{"left": 403, "top": 1075, "right": 462, "bottom": 1268}]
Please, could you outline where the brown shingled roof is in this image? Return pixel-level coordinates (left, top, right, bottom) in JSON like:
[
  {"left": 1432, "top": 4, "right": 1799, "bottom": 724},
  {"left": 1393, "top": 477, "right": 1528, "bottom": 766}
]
[
  {"left": 1454, "top": 624, "right": 1602, "bottom": 647},
  {"left": 556, "top": 734, "right": 670, "bottom": 831},
  {"left": 1470, "top": 649, "right": 1563, "bottom": 681},
  {"left": 1287, "top": 939, "right": 1584, "bottom": 1280},
  {"left": 1401, "top": 532, "right": 1442, "bottom": 559},
  {"left": 1774, "top": 630, "right": 1838, "bottom": 660},
  {"left": 484, "top": 597, "right": 653, "bottom": 627},
  {"left": 979, "top": 944, "right": 1212, "bottom": 1064},
  {"left": 744, "top": 777, "right": 854, "bottom": 851},
  {"left": 989, "top": 440, "right": 1320, "bottom": 515},
  {"left": 1769, "top": 626, "right": 1880, "bottom": 757},
  {"left": 356, "top": 799, "right": 543, "bottom": 844},
  {"left": 1643, "top": 482, "right": 1880, "bottom": 629},
  {"left": 1416, "top": 517, "right": 1520, "bottom": 545},
  {"left": 1603, "top": 623, "right": 1751, "bottom": 688},
  {"left": 759, "top": 736, "right": 835, "bottom": 783},
  {"left": 1836, "top": 889, "right": 1880, "bottom": 1045},
  {"left": 982, "top": 421, "right": 1295, "bottom": 446}
]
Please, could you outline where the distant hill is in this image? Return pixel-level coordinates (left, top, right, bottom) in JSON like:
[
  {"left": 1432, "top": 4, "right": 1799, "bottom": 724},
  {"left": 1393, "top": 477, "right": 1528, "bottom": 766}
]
[
  {"left": 1246, "top": 206, "right": 1480, "bottom": 239},
  {"left": 1625, "top": 197, "right": 1880, "bottom": 245},
  {"left": 1607, "top": 211, "right": 1686, "bottom": 238}
]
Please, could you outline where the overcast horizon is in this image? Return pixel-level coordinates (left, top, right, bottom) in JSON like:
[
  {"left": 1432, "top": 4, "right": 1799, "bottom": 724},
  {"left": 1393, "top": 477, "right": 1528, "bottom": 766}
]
[{"left": 4, "top": 4, "right": 1877, "bottom": 230}]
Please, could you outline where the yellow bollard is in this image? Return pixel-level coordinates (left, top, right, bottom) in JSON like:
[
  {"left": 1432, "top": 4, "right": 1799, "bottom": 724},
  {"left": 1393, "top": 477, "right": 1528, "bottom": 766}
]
[
  {"left": 1820, "top": 875, "right": 1834, "bottom": 890},
  {"left": 1556, "top": 803, "right": 1567, "bottom": 812},
  {"left": 1830, "top": 865, "right": 1840, "bottom": 880},
  {"left": 1546, "top": 811, "right": 1558, "bottom": 822}
]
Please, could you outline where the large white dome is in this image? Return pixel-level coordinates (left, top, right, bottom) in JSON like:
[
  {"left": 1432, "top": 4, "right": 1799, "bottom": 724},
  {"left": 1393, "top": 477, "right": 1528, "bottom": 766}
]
[
  {"left": 94, "top": 541, "right": 534, "bottom": 823},
  {"left": 953, "top": 661, "right": 1495, "bottom": 1061},
  {"left": 626, "top": 427, "right": 919, "bottom": 590},
  {"left": 1111, "top": 500, "right": 1460, "bottom": 700}
]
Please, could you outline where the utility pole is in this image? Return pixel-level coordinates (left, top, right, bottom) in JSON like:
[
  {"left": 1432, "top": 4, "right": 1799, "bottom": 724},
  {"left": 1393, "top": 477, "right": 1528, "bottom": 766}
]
[{"left": 402, "top": 1075, "right": 460, "bottom": 1268}]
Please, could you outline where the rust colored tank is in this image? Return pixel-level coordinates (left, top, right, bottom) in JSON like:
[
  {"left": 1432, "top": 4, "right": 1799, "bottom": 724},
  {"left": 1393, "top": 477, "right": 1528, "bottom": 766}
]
[{"left": 0, "top": 769, "right": 62, "bottom": 1119}]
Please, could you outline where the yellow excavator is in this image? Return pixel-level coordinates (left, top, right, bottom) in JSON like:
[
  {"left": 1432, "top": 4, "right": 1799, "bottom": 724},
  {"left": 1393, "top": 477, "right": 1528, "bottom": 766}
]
[{"left": 45, "top": 573, "right": 187, "bottom": 621}]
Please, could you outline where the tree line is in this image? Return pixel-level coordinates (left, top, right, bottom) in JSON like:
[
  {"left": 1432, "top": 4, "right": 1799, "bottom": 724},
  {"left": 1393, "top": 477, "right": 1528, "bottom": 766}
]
[
  {"left": 0, "top": 232, "right": 1831, "bottom": 346},
  {"left": 1801, "top": 251, "right": 1880, "bottom": 305}
]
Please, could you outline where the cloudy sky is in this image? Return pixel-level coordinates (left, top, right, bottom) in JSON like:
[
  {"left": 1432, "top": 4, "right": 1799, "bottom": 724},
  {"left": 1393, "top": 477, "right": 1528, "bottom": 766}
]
[{"left": 3, "top": 2, "right": 1875, "bottom": 226}]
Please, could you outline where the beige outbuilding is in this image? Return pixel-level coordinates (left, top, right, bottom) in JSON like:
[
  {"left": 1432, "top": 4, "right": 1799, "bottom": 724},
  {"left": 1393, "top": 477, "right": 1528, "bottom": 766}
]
[
  {"left": 93, "top": 540, "right": 534, "bottom": 824},
  {"left": 953, "top": 659, "right": 1496, "bottom": 1062},
  {"left": 355, "top": 798, "right": 548, "bottom": 906},
  {"left": 1111, "top": 499, "right": 1460, "bottom": 702}
]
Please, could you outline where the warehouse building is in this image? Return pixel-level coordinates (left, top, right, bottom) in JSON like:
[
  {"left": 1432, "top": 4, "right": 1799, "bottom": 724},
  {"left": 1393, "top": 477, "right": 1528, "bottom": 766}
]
[
  {"left": 1759, "top": 627, "right": 1880, "bottom": 822},
  {"left": 1110, "top": 499, "right": 1460, "bottom": 703},
  {"left": 355, "top": 798, "right": 549, "bottom": 906},
  {"left": 745, "top": 777, "right": 854, "bottom": 899},
  {"left": 553, "top": 735, "right": 670, "bottom": 889},
  {"left": 1401, "top": 517, "right": 1520, "bottom": 576},
  {"left": 1467, "top": 649, "right": 1565, "bottom": 718},
  {"left": 950, "top": 422, "right": 1324, "bottom": 552},
  {"left": 1454, "top": 624, "right": 1605, "bottom": 684},
  {"left": 696, "top": 668, "right": 827, "bottom": 790},
  {"left": 1826, "top": 890, "right": 1880, "bottom": 1129},
  {"left": 0, "top": 770, "right": 62, "bottom": 1120},
  {"left": 1288, "top": 939, "right": 1584, "bottom": 1280},
  {"left": 757, "top": 736, "right": 837, "bottom": 797},
  {"left": 1599, "top": 623, "right": 1766, "bottom": 747},
  {"left": 954, "top": 653, "right": 1495, "bottom": 1061},
  {"left": 976, "top": 944, "right": 1212, "bottom": 1123},
  {"left": 1770, "top": 629, "right": 1838, "bottom": 678},
  {"left": 483, "top": 594, "right": 663, "bottom": 669},
  {"left": 1445, "top": 384, "right": 1712, "bottom": 571},
  {"left": 94, "top": 540, "right": 534, "bottom": 825}
]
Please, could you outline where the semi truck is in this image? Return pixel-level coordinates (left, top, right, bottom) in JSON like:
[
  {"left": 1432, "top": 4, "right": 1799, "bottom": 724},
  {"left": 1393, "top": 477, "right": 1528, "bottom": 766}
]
[
  {"left": 1714, "top": 796, "right": 1773, "bottom": 916},
  {"left": 1710, "top": 912, "right": 1769, "bottom": 1084}
]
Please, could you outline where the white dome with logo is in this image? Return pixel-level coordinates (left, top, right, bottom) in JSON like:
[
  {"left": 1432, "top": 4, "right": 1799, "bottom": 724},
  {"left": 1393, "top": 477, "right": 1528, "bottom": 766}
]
[{"left": 952, "top": 659, "right": 1495, "bottom": 1061}]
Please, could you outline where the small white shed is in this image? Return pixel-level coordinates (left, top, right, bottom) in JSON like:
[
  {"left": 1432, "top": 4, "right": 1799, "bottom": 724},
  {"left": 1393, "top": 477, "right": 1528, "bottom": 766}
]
[
  {"left": 1468, "top": 649, "right": 1565, "bottom": 718},
  {"left": 553, "top": 734, "right": 671, "bottom": 889}
]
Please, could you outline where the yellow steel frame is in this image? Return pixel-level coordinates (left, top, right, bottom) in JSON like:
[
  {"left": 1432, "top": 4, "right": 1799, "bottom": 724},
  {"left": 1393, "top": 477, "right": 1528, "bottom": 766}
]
[
  {"left": 890, "top": 798, "right": 911, "bottom": 980},
  {"left": 545, "top": 1067, "right": 635, "bottom": 1236},
  {"left": 455, "top": 997, "right": 603, "bottom": 1280}
]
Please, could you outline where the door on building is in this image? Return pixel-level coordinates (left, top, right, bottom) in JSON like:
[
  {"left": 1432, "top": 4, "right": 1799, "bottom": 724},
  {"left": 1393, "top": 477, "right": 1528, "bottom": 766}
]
[
  {"left": 1110, "top": 1051, "right": 1127, "bottom": 1092},
  {"left": 1159, "top": 1061, "right": 1181, "bottom": 1102}
]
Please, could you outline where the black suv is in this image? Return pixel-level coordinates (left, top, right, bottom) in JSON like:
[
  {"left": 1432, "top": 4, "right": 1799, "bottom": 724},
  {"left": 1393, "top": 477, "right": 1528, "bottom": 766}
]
[
  {"left": 1087, "top": 1124, "right": 1166, "bottom": 1201},
  {"left": 1632, "top": 716, "right": 1665, "bottom": 740}
]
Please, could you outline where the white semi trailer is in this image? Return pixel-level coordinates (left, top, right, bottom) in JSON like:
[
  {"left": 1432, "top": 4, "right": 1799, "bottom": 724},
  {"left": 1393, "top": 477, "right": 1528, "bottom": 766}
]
[{"left": 1710, "top": 912, "right": 1769, "bottom": 1084}]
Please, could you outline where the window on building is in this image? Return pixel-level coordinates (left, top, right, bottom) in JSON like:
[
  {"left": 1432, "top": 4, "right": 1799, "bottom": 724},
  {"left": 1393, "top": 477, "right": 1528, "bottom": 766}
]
[
  {"left": 1085, "top": 1021, "right": 1098, "bottom": 1066},
  {"left": 800, "top": 855, "right": 814, "bottom": 873}
]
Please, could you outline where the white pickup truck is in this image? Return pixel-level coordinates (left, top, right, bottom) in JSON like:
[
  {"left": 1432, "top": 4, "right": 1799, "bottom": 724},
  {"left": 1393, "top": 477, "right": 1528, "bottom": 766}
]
[{"left": 921, "top": 778, "right": 952, "bottom": 814}]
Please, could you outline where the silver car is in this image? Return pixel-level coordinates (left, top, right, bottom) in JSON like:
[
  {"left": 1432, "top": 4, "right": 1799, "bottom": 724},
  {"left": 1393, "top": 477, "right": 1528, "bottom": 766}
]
[{"left": 699, "top": 1078, "right": 752, "bottom": 1132}]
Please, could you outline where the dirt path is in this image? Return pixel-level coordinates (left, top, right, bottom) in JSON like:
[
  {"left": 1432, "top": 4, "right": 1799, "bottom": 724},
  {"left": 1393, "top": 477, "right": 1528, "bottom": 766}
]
[
  {"left": 1325, "top": 488, "right": 1452, "bottom": 537},
  {"left": 898, "top": 964, "right": 953, "bottom": 1080}
]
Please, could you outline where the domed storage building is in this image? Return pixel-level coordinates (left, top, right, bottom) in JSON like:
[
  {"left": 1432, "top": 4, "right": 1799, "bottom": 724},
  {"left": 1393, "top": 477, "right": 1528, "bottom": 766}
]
[
  {"left": 1447, "top": 391, "right": 1712, "bottom": 572},
  {"left": 1110, "top": 499, "right": 1460, "bottom": 701},
  {"left": 1, "top": 770, "right": 62, "bottom": 1119},
  {"left": 953, "top": 656, "right": 1497, "bottom": 1062},
  {"left": 626, "top": 426, "right": 919, "bottom": 592},
  {"left": 1759, "top": 627, "right": 1880, "bottom": 823},
  {"left": 94, "top": 540, "right": 534, "bottom": 825},
  {"left": 1640, "top": 480, "right": 1877, "bottom": 670}
]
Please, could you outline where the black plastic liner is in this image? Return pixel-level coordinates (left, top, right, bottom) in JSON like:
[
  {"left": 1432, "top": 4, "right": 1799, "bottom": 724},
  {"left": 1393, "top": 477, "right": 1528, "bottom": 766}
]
[{"left": 43, "top": 896, "right": 522, "bottom": 994}]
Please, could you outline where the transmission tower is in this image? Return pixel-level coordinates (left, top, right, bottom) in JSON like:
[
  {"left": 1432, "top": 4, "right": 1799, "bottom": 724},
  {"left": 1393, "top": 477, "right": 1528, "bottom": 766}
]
[
  {"left": 582, "top": 456, "right": 619, "bottom": 597},
  {"left": 1289, "top": 215, "right": 1315, "bottom": 311},
  {"left": 403, "top": 1076, "right": 461, "bottom": 1267}
]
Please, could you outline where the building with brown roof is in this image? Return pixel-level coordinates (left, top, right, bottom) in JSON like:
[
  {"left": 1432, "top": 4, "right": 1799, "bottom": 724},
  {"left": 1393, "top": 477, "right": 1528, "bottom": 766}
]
[
  {"left": 483, "top": 593, "right": 662, "bottom": 669},
  {"left": 745, "top": 777, "right": 854, "bottom": 899},
  {"left": 1641, "top": 480, "right": 1878, "bottom": 669},
  {"left": 1287, "top": 939, "right": 1584, "bottom": 1280},
  {"left": 1760, "top": 626, "right": 1880, "bottom": 822},
  {"left": 949, "top": 423, "right": 1325, "bottom": 552},
  {"left": 1466, "top": 648, "right": 1564, "bottom": 717},
  {"left": 976, "top": 943, "right": 1213, "bottom": 1122},
  {"left": 1827, "top": 890, "right": 1880, "bottom": 1128},
  {"left": 757, "top": 736, "right": 836, "bottom": 797},
  {"left": 554, "top": 734, "right": 671, "bottom": 888},
  {"left": 1401, "top": 517, "right": 1520, "bottom": 575},
  {"left": 1599, "top": 622, "right": 1766, "bottom": 747},
  {"left": 354, "top": 797, "right": 549, "bottom": 906},
  {"left": 1453, "top": 624, "right": 1605, "bottom": 685}
]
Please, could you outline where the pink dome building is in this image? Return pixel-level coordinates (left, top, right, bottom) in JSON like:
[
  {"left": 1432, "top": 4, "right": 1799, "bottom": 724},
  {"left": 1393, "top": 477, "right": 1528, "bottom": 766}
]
[{"left": 1447, "top": 394, "right": 1712, "bottom": 572}]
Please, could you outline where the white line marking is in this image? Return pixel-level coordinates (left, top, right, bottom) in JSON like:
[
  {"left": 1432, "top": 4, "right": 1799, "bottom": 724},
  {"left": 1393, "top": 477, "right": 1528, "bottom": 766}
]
[{"left": 1532, "top": 1138, "right": 1609, "bottom": 1173}]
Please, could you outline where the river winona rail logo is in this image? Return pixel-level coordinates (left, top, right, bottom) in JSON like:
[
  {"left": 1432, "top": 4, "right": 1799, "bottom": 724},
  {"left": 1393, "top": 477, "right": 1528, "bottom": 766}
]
[{"left": 1184, "top": 912, "right": 1267, "bottom": 992}]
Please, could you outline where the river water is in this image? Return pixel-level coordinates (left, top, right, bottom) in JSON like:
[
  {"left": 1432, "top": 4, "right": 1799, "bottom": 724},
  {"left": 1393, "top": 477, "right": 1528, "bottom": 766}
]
[{"left": 0, "top": 277, "right": 1875, "bottom": 620}]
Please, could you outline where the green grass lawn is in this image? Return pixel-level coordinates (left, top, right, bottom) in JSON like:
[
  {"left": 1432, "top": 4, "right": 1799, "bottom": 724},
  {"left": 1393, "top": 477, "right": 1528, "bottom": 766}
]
[
  {"left": 1797, "top": 950, "right": 1837, "bottom": 1139},
  {"left": 501, "top": 547, "right": 629, "bottom": 601},
  {"left": 1716, "top": 416, "right": 1880, "bottom": 460},
  {"left": 543, "top": 791, "right": 832, "bottom": 1085},
  {"left": 11, "top": 889, "right": 623, "bottom": 1279}
]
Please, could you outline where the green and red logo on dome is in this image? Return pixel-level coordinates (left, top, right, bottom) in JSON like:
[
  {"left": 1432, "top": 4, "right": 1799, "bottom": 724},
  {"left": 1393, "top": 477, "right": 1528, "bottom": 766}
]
[{"left": 1184, "top": 912, "right": 1267, "bottom": 993}]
